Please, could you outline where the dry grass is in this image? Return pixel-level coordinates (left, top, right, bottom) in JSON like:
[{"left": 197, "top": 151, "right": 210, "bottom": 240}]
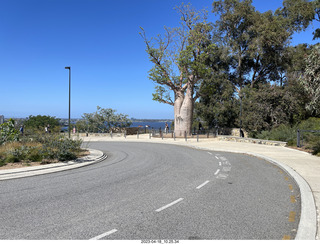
[
  {"left": 0, "top": 148, "right": 90, "bottom": 170},
  {"left": 0, "top": 141, "right": 42, "bottom": 154}
]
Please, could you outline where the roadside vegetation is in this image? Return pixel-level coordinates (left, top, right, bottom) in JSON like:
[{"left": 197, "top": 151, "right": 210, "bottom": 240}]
[
  {"left": 76, "top": 106, "right": 132, "bottom": 133},
  {"left": 0, "top": 117, "right": 85, "bottom": 168},
  {"left": 141, "top": 0, "right": 320, "bottom": 156},
  {"left": 256, "top": 118, "right": 320, "bottom": 156}
]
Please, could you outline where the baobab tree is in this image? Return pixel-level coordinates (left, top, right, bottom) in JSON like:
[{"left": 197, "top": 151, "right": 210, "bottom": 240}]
[{"left": 140, "top": 4, "right": 216, "bottom": 135}]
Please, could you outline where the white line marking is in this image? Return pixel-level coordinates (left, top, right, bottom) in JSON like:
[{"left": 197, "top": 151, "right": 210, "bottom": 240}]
[
  {"left": 222, "top": 166, "right": 231, "bottom": 172},
  {"left": 89, "top": 229, "right": 118, "bottom": 240},
  {"left": 155, "top": 198, "right": 184, "bottom": 212},
  {"left": 196, "top": 180, "right": 210, "bottom": 189},
  {"left": 214, "top": 169, "right": 220, "bottom": 175},
  {"left": 207, "top": 152, "right": 212, "bottom": 155},
  {"left": 215, "top": 156, "right": 219, "bottom": 159},
  {"left": 216, "top": 173, "right": 228, "bottom": 179}
]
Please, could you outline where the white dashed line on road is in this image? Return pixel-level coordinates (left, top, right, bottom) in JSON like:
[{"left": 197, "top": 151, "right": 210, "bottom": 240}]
[
  {"left": 196, "top": 180, "right": 210, "bottom": 189},
  {"left": 89, "top": 229, "right": 118, "bottom": 240},
  {"left": 216, "top": 173, "right": 228, "bottom": 179},
  {"left": 155, "top": 198, "right": 184, "bottom": 212},
  {"left": 214, "top": 169, "right": 220, "bottom": 175},
  {"left": 222, "top": 166, "right": 231, "bottom": 172}
]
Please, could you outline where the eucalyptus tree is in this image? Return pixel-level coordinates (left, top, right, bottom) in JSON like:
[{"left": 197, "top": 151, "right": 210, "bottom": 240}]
[
  {"left": 277, "top": 0, "right": 315, "bottom": 34},
  {"left": 299, "top": 44, "right": 320, "bottom": 116},
  {"left": 212, "top": 0, "right": 292, "bottom": 90},
  {"left": 140, "top": 4, "right": 217, "bottom": 135}
]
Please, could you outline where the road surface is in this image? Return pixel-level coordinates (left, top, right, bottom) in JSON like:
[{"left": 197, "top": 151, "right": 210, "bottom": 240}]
[{"left": 0, "top": 142, "right": 300, "bottom": 240}]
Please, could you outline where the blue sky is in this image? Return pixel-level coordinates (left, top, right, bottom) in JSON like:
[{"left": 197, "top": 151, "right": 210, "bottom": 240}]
[{"left": 1, "top": 0, "right": 319, "bottom": 119}]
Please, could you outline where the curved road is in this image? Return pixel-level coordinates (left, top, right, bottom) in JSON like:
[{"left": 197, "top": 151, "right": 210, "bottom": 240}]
[{"left": 0, "top": 142, "right": 300, "bottom": 240}]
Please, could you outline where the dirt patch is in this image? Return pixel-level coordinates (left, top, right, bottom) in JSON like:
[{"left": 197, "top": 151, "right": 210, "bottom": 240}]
[{"left": 0, "top": 150, "right": 90, "bottom": 171}]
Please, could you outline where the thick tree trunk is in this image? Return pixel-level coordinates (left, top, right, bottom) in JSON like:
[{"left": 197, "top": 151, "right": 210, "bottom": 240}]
[{"left": 174, "top": 88, "right": 194, "bottom": 136}]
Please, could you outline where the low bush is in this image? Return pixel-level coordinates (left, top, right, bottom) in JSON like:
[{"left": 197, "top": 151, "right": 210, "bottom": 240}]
[
  {"left": 256, "top": 117, "right": 320, "bottom": 155},
  {"left": 0, "top": 155, "right": 6, "bottom": 167},
  {"left": 0, "top": 135, "right": 83, "bottom": 166},
  {"left": 257, "top": 124, "right": 297, "bottom": 146},
  {"left": 311, "top": 141, "right": 320, "bottom": 156}
]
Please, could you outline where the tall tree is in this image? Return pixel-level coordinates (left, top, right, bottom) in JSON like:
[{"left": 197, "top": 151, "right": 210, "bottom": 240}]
[
  {"left": 299, "top": 44, "right": 320, "bottom": 116},
  {"left": 241, "top": 84, "right": 303, "bottom": 135},
  {"left": 195, "top": 72, "right": 238, "bottom": 129},
  {"left": 212, "top": 0, "right": 255, "bottom": 92},
  {"left": 276, "top": 0, "right": 315, "bottom": 34},
  {"left": 195, "top": 42, "right": 237, "bottom": 129},
  {"left": 213, "top": 0, "right": 292, "bottom": 90},
  {"left": 140, "top": 4, "right": 216, "bottom": 135}
]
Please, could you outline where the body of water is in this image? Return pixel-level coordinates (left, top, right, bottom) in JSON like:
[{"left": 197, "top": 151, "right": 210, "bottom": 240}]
[{"left": 130, "top": 121, "right": 173, "bottom": 130}]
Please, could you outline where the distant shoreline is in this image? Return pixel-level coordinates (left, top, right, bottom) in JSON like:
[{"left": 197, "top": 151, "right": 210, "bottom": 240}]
[{"left": 131, "top": 119, "right": 173, "bottom": 123}]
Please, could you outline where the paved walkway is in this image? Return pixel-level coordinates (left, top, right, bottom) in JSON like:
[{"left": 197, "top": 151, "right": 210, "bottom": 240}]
[{"left": 0, "top": 134, "right": 319, "bottom": 239}]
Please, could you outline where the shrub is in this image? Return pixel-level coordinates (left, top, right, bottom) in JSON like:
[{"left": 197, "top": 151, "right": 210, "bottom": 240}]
[
  {"left": 0, "top": 119, "right": 19, "bottom": 145},
  {"left": 0, "top": 155, "right": 6, "bottom": 167},
  {"left": 256, "top": 117, "right": 320, "bottom": 155},
  {"left": 27, "top": 147, "right": 43, "bottom": 162},
  {"left": 311, "top": 141, "right": 320, "bottom": 156},
  {"left": 257, "top": 124, "right": 297, "bottom": 146},
  {"left": 0, "top": 135, "right": 83, "bottom": 166}
]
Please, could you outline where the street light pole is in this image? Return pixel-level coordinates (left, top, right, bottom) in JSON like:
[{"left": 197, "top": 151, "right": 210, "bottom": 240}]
[
  {"left": 239, "top": 93, "right": 243, "bottom": 138},
  {"left": 65, "top": 66, "right": 71, "bottom": 138}
]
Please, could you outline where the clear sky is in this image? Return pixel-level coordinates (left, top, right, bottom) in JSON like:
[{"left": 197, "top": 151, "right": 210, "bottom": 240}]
[{"left": 1, "top": 0, "right": 319, "bottom": 119}]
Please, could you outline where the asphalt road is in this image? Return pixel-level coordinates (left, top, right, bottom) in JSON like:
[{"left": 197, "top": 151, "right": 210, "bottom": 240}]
[{"left": 0, "top": 142, "right": 301, "bottom": 240}]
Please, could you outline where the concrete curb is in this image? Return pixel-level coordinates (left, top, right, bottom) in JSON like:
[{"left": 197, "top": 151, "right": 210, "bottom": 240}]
[
  {"left": 189, "top": 145, "right": 317, "bottom": 240},
  {"left": 0, "top": 149, "right": 107, "bottom": 181}
]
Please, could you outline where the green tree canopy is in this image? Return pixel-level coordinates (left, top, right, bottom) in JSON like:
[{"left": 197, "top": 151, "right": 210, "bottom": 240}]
[
  {"left": 213, "top": 0, "right": 292, "bottom": 90},
  {"left": 24, "top": 115, "right": 60, "bottom": 132},
  {"left": 76, "top": 106, "right": 132, "bottom": 133},
  {"left": 299, "top": 44, "right": 320, "bottom": 116},
  {"left": 241, "top": 84, "right": 303, "bottom": 135}
]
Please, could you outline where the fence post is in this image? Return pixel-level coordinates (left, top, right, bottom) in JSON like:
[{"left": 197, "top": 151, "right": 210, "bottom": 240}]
[
  {"left": 149, "top": 131, "right": 151, "bottom": 139},
  {"left": 297, "top": 129, "right": 300, "bottom": 147},
  {"left": 185, "top": 131, "right": 187, "bottom": 141},
  {"left": 110, "top": 131, "right": 113, "bottom": 139}
]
